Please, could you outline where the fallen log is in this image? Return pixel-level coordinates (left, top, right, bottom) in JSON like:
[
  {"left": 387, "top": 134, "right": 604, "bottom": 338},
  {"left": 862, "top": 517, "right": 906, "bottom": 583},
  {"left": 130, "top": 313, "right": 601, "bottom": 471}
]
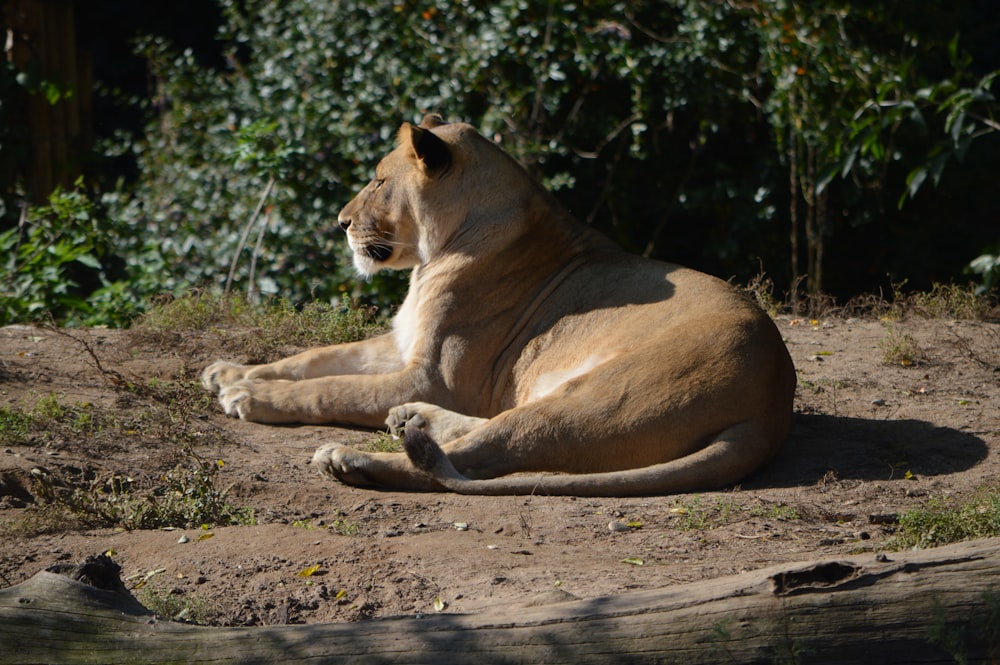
[{"left": 2, "top": 538, "right": 1000, "bottom": 664}]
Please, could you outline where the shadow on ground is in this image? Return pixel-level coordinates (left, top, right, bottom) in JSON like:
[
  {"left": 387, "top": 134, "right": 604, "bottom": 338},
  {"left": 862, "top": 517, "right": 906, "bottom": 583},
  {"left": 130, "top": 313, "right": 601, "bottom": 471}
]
[{"left": 747, "top": 413, "right": 989, "bottom": 489}]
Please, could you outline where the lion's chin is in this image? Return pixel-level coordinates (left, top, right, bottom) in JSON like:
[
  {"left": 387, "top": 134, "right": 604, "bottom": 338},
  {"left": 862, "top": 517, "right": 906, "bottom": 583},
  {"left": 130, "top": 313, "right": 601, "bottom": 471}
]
[{"left": 352, "top": 253, "right": 380, "bottom": 277}]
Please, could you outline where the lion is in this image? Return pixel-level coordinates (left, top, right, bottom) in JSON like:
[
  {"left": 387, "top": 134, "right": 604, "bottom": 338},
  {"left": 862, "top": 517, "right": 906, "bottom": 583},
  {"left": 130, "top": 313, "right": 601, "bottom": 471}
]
[{"left": 202, "top": 114, "right": 796, "bottom": 496}]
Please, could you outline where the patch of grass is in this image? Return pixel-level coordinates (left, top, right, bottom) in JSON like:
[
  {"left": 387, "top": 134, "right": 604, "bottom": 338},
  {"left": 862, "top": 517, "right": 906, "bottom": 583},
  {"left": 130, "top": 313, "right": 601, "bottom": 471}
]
[
  {"left": 30, "top": 450, "right": 256, "bottom": 531},
  {"left": 715, "top": 495, "right": 742, "bottom": 523},
  {"left": 0, "top": 404, "right": 32, "bottom": 440},
  {"left": 138, "top": 584, "right": 215, "bottom": 624},
  {"left": 879, "top": 325, "right": 925, "bottom": 367},
  {"left": 359, "top": 430, "right": 404, "bottom": 454},
  {"left": 880, "top": 280, "right": 998, "bottom": 322},
  {"left": 891, "top": 487, "right": 1000, "bottom": 550},
  {"left": 328, "top": 510, "right": 359, "bottom": 536},
  {"left": 0, "top": 393, "right": 106, "bottom": 447},
  {"left": 130, "top": 291, "right": 386, "bottom": 363},
  {"left": 0, "top": 389, "right": 229, "bottom": 453},
  {"left": 838, "top": 280, "right": 997, "bottom": 322},
  {"left": 671, "top": 495, "right": 746, "bottom": 531},
  {"left": 909, "top": 283, "right": 996, "bottom": 320},
  {"left": 751, "top": 501, "right": 802, "bottom": 522},
  {"left": 668, "top": 496, "right": 801, "bottom": 532},
  {"left": 0, "top": 349, "right": 253, "bottom": 535}
]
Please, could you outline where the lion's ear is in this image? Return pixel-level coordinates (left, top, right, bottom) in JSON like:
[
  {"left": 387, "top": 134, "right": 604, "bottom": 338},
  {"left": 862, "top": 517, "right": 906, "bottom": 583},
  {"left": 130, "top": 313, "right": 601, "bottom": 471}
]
[
  {"left": 419, "top": 113, "right": 447, "bottom": 129},
  {"left": 400, "top": 122, "right": 452, "bottom": 176}
]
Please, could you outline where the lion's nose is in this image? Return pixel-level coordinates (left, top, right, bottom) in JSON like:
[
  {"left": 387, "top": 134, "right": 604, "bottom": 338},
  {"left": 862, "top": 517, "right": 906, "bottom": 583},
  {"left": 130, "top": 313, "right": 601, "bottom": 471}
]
[{"left": 338, "top": 216, "right": 351, "bottom": 231}]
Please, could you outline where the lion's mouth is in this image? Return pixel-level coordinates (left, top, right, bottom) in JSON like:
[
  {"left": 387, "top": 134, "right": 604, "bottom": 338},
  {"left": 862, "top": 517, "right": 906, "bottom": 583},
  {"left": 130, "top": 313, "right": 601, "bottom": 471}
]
[{"left": 363, "top": 243, "right": 393, "bottom": 262}]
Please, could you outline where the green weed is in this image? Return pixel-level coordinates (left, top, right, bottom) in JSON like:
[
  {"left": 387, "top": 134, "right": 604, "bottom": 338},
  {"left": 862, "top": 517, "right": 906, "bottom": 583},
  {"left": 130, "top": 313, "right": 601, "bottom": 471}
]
[
  {"left": 31, "top": 451, "right": 256, "bottom": 531},
  {"left": 751, "top": 502, "right": 802, "bottom": 522},
  {"left": 138, "top": 584, "right": 215, "bottom": 624},
  {"left": 671, "top": 495, "right": 747, "bottom": 531},
  {"left": 0, "top": 388, "right": 225, "bottom": 451},
  {"left": 879, "top": 325, "right": 924, "bottom": 367},
  {"left": 892, "top": 487, "right": 1000, "bottom": 549},
  {"left": 328, "top": 510, "right": 359, "bottom": 536},
  {"left": 360, "top": 430, "right": 404, "bottom": 454},
  {"left": 0, "top": 393, "right": 102, "bottom": 446}
]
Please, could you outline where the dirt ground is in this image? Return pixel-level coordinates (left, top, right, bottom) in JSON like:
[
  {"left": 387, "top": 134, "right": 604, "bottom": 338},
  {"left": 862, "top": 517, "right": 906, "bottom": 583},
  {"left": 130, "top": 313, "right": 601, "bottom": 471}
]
[{"left": 1, "top": 313, "right": 998, "bottom": 626}]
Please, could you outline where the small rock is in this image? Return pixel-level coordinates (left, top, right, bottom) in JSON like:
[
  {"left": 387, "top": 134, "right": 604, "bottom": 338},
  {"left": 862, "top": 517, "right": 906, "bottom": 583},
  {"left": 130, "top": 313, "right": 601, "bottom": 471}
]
[
  {"left": 608, "top": 520, "right": 630, "bottom": 533},
  {"left": 177, "top": 535, "right": 190, "bottom": 544}
]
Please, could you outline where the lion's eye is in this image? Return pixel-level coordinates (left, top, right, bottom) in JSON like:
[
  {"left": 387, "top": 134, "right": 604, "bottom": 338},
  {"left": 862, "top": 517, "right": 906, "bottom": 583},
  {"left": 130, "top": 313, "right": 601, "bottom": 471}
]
[{"left": 373, "top": 179, "right": 385, "bottom": 190}]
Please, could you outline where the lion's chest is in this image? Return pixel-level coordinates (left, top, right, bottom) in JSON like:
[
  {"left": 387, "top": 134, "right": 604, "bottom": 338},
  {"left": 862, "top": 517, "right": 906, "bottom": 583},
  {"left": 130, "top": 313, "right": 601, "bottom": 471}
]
[{"left": 392, "top": 296, "right": 421, "bottom": 363}]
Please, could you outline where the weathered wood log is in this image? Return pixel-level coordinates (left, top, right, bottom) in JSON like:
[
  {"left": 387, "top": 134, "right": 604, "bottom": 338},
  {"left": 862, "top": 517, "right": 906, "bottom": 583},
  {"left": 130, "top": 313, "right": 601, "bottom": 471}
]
[{"left": 3, "top": 539, "right": 1000, "bottom": 664}]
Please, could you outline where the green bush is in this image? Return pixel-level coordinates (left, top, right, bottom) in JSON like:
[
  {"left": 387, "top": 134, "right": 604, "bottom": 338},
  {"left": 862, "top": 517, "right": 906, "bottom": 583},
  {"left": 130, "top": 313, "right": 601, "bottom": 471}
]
[
  {"left": 5, "top": 1, "right": 997, "bottom": 326},
  {"left": 0, "top": 179, "right": 152, "bottom": 326},
  {"left": 104, "top": 0, "right": 781, "bottom": 310},
  {"left": 104, "top": 0, "right": 998, "bottom": 313}
]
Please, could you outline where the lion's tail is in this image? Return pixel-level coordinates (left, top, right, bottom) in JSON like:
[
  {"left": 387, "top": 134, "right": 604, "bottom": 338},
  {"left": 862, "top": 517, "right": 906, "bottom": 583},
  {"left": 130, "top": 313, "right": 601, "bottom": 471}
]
[{"left": 403, "top": 425, "right": 773, "bottom": 498}]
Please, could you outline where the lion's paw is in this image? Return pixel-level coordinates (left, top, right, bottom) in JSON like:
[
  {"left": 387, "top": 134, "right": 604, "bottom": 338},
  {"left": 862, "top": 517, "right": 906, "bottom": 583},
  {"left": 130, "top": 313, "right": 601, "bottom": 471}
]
[
  {"left": 201, "top": 361, "right": 250, "bottom": 394},
  {"left": 219, "top": 381, "right": 255, "bottom": 419},
  {"left": 386, "top": 402, "right": 486, "bottom": 442},
  {"left": 386, "top": 404, "right": 428, "bottom": 438},
  {"left": 311, "top": 443, "right": 373, "bottom": 486}
]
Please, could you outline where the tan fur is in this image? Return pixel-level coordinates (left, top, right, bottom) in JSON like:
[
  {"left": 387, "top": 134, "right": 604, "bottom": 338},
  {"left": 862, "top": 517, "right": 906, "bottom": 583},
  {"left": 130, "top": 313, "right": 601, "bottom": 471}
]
[{"left": 202, "top": 115, "right": 796, "bottom": 496}]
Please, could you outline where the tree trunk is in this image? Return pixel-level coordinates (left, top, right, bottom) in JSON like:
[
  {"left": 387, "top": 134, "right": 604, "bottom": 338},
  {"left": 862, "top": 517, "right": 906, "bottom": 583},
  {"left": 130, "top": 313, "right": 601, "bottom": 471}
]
[{"left": 3, "top": 538, "right": 1000, "bottom": 664}]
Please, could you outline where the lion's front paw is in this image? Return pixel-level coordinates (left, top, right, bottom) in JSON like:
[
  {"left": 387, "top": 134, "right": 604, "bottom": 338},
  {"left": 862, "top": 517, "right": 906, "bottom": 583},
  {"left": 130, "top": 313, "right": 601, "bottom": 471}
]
[
  {"left": 201, "top": 360, "right": 250, "bottom": 394},
  {"left": 219, "top": 380, "right": 255, "bottom": 419}
]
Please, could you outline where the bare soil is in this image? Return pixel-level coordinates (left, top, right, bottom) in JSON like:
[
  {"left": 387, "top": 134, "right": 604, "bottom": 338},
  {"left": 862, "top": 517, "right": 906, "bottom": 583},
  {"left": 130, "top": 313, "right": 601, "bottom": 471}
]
[{"left": 1, "top": 315, "right": 998, "bottom": 626}]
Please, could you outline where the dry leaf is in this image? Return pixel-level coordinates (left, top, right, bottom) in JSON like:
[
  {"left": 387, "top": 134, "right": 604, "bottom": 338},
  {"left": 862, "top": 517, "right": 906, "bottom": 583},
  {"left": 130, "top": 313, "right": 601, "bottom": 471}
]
[{"left": 297, "top": 564, "right": 322, "bottom": 578}]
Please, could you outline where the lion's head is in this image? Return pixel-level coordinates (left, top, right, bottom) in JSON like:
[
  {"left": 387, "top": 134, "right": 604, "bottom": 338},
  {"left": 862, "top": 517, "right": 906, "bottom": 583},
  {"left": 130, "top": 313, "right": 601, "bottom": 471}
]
[
  {"left": 337, "top": 114, "right": 546, "bottom": 276},
  {"left": 337, "top": 114, "right": 462, "bottom": 276}
]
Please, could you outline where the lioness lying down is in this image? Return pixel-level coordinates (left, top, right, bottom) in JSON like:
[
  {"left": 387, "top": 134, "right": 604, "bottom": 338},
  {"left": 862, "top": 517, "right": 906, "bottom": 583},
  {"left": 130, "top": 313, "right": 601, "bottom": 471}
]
[{"left": 202, "top": 115, "right": 796, "bottom": 496}]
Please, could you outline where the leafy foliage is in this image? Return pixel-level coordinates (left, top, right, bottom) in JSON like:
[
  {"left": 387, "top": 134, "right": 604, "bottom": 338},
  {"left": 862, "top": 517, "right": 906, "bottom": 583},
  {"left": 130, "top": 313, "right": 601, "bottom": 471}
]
[
  {"left": 105, "top": 1, "right": 997, "bottom": 309},
  {"left": 0, "top": 179, "right": 148, "bottom": 326},
  {"left": 3, "top": 1, "right": 998, "bottom": 325}
]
